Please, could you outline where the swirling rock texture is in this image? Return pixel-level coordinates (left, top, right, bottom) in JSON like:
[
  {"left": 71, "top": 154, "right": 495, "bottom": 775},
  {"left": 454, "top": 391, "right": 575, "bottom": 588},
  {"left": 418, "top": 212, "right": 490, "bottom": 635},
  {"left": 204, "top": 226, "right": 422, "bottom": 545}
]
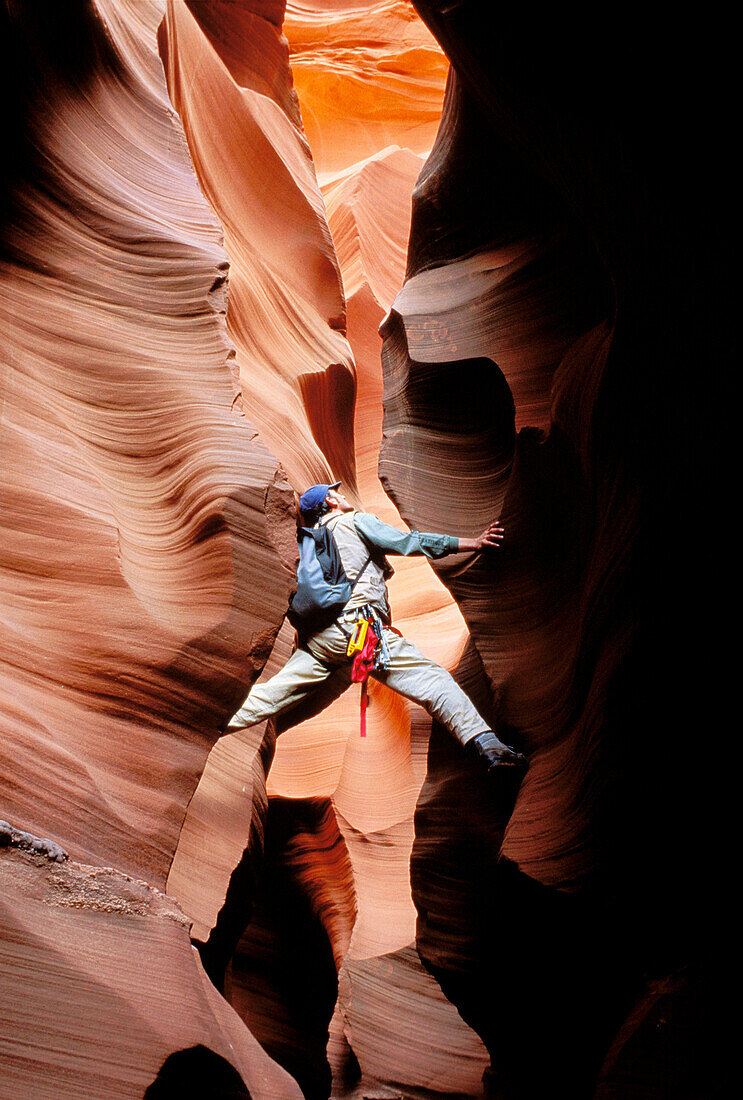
[
  {"left": 380, "top": 3, "right": 734, "bottom": 1099},
  {"left": 158, "top": 4, "right": 496, "bottom": 1098},
  {"left": 1, "top": 0, "right": 299, "bottom": 1094}
]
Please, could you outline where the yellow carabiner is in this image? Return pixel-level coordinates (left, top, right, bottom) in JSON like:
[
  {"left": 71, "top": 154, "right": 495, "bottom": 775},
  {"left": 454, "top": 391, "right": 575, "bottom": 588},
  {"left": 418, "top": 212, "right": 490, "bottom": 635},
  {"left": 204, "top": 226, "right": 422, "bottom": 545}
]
[{"left": 346, "top": 617, "right": 369, "bottom": 657}]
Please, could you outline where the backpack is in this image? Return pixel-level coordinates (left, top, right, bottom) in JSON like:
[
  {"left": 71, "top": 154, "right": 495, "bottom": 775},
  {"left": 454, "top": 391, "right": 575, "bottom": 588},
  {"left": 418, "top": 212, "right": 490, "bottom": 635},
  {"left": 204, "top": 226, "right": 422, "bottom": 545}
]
[{"left": 287, "top": 522, "right": 371, "bottom": 634}]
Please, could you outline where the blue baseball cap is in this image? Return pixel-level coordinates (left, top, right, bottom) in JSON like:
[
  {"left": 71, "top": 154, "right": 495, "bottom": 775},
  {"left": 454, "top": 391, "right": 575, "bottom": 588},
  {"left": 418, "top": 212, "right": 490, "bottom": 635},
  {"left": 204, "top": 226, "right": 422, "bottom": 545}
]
[{"left": 299, "top": 481, "right": 341, "bottom": 516}]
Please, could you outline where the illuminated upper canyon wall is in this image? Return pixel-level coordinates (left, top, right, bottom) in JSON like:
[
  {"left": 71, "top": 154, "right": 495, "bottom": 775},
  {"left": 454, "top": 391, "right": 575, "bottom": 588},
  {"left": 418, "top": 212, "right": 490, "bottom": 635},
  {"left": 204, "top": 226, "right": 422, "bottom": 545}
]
[{"left": 284, "top": 0, "right": 447, "bottom": 182}]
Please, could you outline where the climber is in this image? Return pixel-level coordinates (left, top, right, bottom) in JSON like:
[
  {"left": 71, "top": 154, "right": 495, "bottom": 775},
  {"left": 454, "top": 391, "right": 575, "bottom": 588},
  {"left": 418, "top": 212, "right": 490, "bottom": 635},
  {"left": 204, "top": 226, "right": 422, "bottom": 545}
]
[{"left": 224, "top": 483, "right": 526, "bottom": 774}]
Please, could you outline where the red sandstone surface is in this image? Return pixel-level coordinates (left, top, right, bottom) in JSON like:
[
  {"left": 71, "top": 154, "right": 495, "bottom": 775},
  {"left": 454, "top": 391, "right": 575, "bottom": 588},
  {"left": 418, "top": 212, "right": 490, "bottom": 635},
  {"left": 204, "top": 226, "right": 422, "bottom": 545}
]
[{"left": 1, "top": 1, "right": 732, "bottom": 1098}]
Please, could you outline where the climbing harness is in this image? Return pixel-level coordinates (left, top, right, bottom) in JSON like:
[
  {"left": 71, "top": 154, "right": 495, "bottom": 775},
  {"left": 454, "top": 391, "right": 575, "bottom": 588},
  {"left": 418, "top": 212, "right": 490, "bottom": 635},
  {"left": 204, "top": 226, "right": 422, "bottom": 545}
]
[
  {"left": 346, "top": 617, "right": 369, "bottom": 657},
  {"left": 346, "top": 606, "right": 399, "bottom": 736},
  {"left": 349, "top": 614, "right": 378, "bottom": 738},
  {"left": 368, "top": 606, "right": 393, "bottom": 671}
]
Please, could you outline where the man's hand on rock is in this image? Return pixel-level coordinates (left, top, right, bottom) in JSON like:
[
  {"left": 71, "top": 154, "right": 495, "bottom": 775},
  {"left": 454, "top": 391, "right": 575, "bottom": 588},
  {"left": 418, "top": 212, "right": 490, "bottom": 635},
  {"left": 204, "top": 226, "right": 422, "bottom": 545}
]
[
  {"left": 477, "top": 520, "right": 505, "bottom": 550},
  {"left": 457, "top": 521, "right": 505, "bottom": 554}
]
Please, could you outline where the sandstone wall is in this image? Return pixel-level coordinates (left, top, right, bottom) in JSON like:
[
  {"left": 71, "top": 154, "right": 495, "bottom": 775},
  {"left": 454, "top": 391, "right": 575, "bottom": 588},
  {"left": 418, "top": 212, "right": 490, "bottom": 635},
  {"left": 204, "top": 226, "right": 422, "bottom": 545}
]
[{"left": 1, "top": 1, "right": 733, "bottom": 1097}]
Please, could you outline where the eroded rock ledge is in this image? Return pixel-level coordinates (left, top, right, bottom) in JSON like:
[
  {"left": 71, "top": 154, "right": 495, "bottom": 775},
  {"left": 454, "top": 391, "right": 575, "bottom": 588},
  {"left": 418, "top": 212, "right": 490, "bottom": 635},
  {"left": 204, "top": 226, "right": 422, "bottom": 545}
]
[
  {"left": 1, "top": 819, "right": 68, "bottom": 862},
  {"left": 0, "top": 832, "right": 300, "bottom": 1098}
]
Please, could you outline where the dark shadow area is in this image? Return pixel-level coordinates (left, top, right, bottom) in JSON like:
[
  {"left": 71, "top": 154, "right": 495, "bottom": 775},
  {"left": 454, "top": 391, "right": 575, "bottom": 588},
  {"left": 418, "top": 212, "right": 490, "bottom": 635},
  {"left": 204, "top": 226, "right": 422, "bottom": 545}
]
[
  {"left": 379, "top": 318, "right": 518, "bottom": 539},
  {"left": 425, "top": 858, "right": 637, "bottom": 1100},
  {"left": 402, "top": 354, "right": 515, "bottom": 443},
  {"left": 414, "top": 649, "right": 642, "bottom": 1097},
  {"left": 402, "top": 4, "right": 736, "bottom": 1096},
  {"left": 194, "top": 725, "right": 273, "bottom": 994},
  {"left": 144, "top": 1045, "right": 251, "bottom": 1099},
  {"left": 201, "top": 798, "right": 345, "bottom": 1100},
  {"left": 412, "top": 640, "right": 524, "bottom": 966},
  {"left": 0, "top": 0, "right": 125, "bottom": 263}
]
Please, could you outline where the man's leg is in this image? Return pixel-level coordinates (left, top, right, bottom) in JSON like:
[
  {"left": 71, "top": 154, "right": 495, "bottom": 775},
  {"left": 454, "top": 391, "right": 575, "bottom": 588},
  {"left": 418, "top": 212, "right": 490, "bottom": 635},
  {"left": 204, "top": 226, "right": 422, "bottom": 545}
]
[
  {"left": 226, "top": 646, "right": 335, "bottom": 730},
  {"left": 372, "top": 630, "right": 490, "bottom": 744},
  {"left": 372, "top": 629, "right": 526, "bottom": 769},
  {"left": 226, "top": 619, "right": 352, "bottom": 731}
]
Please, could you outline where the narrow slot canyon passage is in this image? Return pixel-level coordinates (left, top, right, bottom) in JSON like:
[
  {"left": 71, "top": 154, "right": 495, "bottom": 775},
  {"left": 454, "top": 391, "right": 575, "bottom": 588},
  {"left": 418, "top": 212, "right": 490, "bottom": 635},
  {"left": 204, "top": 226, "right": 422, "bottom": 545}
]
[
  {"left": 160, "top": 3, "right": 495, "bottom": 1095},
  {"left": 0, "top": 3, "right": 734, "bottom": 1100}
]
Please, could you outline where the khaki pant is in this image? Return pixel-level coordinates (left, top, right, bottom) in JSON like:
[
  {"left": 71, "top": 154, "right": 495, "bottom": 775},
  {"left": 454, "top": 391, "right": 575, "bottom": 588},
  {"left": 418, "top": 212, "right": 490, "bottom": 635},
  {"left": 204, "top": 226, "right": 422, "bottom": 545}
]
[{"left": 227, "top": 614, "right": 490, "bottom": 745}]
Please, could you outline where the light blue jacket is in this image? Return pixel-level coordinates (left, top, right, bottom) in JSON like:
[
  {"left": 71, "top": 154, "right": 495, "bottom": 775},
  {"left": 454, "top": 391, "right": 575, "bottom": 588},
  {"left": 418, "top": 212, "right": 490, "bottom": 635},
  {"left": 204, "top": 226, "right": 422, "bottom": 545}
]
[
  {"left": 322, "top": 510, "right": 458, "bottom": 617},
  {"left": 353, "top": 512, "right": 459, "bottom": 561}
]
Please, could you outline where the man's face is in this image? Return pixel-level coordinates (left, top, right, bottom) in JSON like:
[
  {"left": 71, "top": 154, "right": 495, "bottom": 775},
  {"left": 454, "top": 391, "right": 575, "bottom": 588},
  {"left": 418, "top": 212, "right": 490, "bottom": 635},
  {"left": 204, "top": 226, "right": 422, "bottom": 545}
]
[{"left": 326, "top": 488, "right": 353, "bottom": 513}]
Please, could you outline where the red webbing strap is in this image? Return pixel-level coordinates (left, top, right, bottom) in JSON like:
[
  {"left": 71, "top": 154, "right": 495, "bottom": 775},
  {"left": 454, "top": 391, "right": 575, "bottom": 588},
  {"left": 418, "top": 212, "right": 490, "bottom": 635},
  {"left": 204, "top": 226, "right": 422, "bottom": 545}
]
[
  {"left": 360, "top": 678, "right": 368, "bottom": 737},
  {"left": 356, "top": 621, "right": 401, "bottom": 737},
  {"left": 350, "top": 620, "right": 379, "bottom": 737}
]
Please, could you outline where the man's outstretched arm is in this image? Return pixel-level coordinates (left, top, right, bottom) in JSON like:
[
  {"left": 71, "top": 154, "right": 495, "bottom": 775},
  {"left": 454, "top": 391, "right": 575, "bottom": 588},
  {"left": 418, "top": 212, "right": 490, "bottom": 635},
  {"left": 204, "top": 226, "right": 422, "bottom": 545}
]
[{"left": 353, "top": 513, "right": 504, "bottom": 559}]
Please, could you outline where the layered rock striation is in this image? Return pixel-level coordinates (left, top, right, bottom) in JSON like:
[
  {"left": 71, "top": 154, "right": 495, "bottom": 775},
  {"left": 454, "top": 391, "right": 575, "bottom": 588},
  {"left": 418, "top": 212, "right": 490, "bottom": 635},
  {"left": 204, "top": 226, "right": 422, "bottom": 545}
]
[
  {"left": 1, "top": 0, "right": 303, "bottom": 1092},
  {"left": 0, "top": 0, "right": 298, "bottom": 888}
]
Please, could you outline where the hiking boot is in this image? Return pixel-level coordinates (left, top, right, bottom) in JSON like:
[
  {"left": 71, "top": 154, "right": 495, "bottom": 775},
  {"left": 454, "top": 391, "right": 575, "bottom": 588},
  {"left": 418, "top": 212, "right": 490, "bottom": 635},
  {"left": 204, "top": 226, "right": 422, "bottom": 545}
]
[{"left": 468, "top": 730, "right": 527, "bottom": 773}]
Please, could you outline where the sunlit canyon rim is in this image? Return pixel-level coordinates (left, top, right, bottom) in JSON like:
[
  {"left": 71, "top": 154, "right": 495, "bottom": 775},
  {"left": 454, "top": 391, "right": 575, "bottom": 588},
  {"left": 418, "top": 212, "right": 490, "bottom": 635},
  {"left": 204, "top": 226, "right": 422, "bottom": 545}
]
[{"left": 0, "top": 2, "right": 733, "bottom": 1098}]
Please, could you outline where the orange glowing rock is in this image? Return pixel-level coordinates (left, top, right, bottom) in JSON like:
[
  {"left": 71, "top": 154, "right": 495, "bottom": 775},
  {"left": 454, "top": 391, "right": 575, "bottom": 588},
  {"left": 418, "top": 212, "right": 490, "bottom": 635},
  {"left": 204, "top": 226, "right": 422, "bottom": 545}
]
[
  {"left": 160, "top": 0, "right": 358, "bottom": 493},
  {"left": 284, "top": 1, "right": 448, "bottom": 181}
]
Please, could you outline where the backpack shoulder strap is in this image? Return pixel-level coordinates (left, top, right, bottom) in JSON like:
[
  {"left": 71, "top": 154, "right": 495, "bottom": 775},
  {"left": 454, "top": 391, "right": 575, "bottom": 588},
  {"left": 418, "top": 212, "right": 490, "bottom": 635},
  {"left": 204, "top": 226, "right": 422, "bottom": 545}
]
[
  {"left": 349, "top": 553, "right": 372, "bottom": 591},
  {"left": 321, "top": 511, "right": 372, "bottom": 588}
]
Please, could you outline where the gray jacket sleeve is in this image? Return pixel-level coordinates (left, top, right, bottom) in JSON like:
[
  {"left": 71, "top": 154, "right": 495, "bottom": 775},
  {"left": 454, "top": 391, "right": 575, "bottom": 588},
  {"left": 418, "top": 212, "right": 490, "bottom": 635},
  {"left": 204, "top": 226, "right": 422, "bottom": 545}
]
[{"left": 353, "top": 512, "right": 458, "bottom": 559}]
